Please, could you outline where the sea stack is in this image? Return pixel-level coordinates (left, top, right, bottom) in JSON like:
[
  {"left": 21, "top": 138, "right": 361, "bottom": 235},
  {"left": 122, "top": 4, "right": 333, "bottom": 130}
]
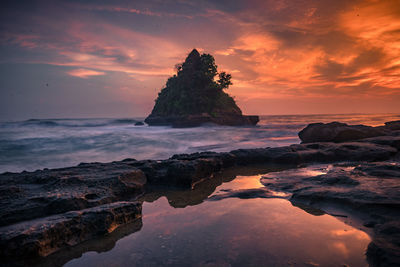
[{"left": 145, "top": 49, "right": 259, "bottom": 127}]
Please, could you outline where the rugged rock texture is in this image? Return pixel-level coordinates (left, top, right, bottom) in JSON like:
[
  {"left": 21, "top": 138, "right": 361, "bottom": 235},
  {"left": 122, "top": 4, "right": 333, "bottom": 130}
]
[
  {"left": 0, "top": 202, "right": 142, "bottom": 263},
  {"left": 145, "top": 49, "right": 259, "bottom": 127},
  {"left": 1, "top": 121, "right": 400, "bottom": 265},
  {"left": 298, "top": 122, "right": 390, "bottom": 143},
  {"left": 125, "top": 157, "right": 224, "bottom": 187},
  {"left": 260, "top": 162, "right": 400, "bottom": 267},
  {"left": 0, "top": 137, "right": 398, "bottom": 262},
  {"left": 145, "top": 114, "right": 259, "bottom": 127},
  {"left": 0, "top": 162, "right": 146, "bottom": 227},
  {"left": 38, "top": 219, "right": 143, "bottom": 267},
  {"left": 385, "top": 120, "right": 400, "bottom": 131}
]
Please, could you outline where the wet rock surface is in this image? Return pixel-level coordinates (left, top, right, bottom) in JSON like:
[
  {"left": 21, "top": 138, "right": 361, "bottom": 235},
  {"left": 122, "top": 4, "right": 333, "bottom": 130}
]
[
  {"left": 145, "top": 114, "right": 259, "bottom": 127},
  {"left": 298, "top": 121, "right": 400, "bottom": 143},
  {"left": 0, "top": 121, "right": 400, "bottom": 265},
  {"left": 0, "top": 162, "right": 146, "bottom": 227},
  {"left": 385, "top": 120, "right": 400, "bottom": 131},
  {"left": 260, "top": 162, "right": 400, "bottom": 267},
  {"left": 0, "top": 201, "right": 142, "bottom": 263}
]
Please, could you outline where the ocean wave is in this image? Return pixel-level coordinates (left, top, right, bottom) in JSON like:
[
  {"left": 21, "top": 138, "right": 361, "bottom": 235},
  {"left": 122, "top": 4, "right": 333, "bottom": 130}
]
[
  {"left": 23, "top": 119, "right": 60, "bottom": 127},
  {"left": 111, "top": 119, "right": 138, "bottom": 124},
  {"left": 17, "top": 118, "right": 141, "bottom": 128},
  {"left": 1, "top": 114, "right": 399, "bottom": 173}
]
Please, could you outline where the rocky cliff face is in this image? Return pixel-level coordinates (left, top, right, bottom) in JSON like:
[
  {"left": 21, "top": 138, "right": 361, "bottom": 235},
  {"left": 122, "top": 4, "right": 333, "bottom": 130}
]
[{"left": 145, "top": 49, "right": 259, "bottom": 127}]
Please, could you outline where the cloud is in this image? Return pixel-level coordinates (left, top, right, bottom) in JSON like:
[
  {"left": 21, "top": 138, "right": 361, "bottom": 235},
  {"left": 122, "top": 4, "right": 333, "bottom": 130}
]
[
  {"left": 206, "top": 0, "right": 400, "bottom": 105},
  {"left": 67, "top": 68, "right": 105, "bottom": 78},
  {"left": 79, "top": 5, "right": 194, "bottom": 19},
  {"left": 0, "top": 0, "right": 399, "bottom": 116}
]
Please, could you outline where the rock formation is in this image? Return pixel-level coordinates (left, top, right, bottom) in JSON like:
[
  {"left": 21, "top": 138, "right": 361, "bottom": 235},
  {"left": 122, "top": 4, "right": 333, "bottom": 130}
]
[
  {"left": 298, "top": 120, "right": 400, "bottom": 143},
  {"left": 1, "top": 120, "right": 400, "bottom": 266},
  {"left": 145, "top": 49, "right": 259, "bottom": 127}
]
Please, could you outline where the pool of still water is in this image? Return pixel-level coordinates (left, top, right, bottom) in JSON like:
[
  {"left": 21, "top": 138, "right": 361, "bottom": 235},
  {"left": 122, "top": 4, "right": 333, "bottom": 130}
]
[{"left": 65, "top": 174, "right": 370, "bottom": 267}]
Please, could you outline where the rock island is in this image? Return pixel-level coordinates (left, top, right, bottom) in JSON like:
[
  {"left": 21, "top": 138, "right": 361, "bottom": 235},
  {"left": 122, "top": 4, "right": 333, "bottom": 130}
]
[{"left": 145, "top": 49, "right": 259, "bottom": 127}]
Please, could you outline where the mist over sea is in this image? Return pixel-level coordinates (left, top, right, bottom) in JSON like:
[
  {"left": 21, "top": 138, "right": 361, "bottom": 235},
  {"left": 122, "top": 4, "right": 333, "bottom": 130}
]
[{"left": 1, "top": 114, "right": 399, "bottom": 173}]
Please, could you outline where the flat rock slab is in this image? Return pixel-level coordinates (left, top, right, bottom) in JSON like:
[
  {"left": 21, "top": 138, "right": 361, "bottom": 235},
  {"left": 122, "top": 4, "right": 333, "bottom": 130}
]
[
  {"left": 260, "top": 162, "right": 400, "bottom": 267},
  {"left": 0, "top": 201, "right": 142, "bottom": 261},
  {"left": 1, "top": 138, "right": 397, "bottom": 228},
  {"left": 0, "top": 133, "right": 399, "bottom": 264},
  {"left": 0, "top": 162, "right": 146, "bottom": 227}
]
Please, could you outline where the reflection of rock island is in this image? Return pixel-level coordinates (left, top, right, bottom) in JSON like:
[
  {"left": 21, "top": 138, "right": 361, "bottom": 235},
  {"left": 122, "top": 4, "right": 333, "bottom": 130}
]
[
  {"left": 145, "top": 49, "right": 259, "bottom": 127},
  {"left": 1, "top": 120, "right": 400, "bottom": 266}
]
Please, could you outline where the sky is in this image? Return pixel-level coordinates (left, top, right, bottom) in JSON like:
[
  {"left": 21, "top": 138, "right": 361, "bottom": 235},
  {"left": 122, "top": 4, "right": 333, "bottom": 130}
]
[{"left": 1, "top": 0, "right": 399, "bottom": 120}]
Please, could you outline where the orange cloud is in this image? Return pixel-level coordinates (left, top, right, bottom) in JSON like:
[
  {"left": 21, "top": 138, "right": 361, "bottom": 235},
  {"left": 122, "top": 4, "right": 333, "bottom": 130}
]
[
  {"left": 209, "top": 0, "right": 400, "bottom": 112},
  {"left": 67, "top": 68, "right": 105, "bottom": 78},
  {"left": 2, "top": 0, "right": 399, "bottom": 115}
]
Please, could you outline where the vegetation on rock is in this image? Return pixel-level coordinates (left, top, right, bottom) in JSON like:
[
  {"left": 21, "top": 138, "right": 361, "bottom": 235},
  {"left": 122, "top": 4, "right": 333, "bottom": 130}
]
[{"left": 149, "top": 49, "right": 242, "bottom": 117}]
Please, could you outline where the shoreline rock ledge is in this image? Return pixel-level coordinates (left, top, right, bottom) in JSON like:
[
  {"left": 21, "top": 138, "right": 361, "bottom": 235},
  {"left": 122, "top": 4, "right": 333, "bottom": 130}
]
[
  {"left": 299, "top": 120, "right": 400, "bottom": 143},
  {"left": 0, "top": 120, "right": 400, "bottom": 265},
  {"left": 145, "top": 49, "right": 259, "bottom": 127}
]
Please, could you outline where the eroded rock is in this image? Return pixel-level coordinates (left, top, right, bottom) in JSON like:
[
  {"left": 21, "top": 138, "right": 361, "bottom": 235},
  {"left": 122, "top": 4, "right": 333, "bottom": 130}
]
[
  {"left": 1, "top": 120, "right": 400, "bottom": 264},
  {"left": 0, "top": 162, "right": 146, "bottom": 227},
  {"left": 0, "top": 201, "right": 142, "bottom": 261},
  {"left": 298, "top": 122, "right": 389, "bottom": 143},
  {"left": 260, "top": 163, "right": 400, "bottom": 267},
  {"left": 385, "top": 120, "right": 400, "bottom": 131}
]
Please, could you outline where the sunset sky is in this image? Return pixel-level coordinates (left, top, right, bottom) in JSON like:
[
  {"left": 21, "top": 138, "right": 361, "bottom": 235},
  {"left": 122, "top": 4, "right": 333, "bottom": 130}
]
[{"left": 1, "top": 0, "right": 399, "bottom": 120}]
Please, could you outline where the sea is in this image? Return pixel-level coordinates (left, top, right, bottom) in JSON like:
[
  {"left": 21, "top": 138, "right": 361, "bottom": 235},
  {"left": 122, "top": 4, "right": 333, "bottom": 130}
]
[{"left": 1, "top": 113, "right": 399, "bottom": 173}]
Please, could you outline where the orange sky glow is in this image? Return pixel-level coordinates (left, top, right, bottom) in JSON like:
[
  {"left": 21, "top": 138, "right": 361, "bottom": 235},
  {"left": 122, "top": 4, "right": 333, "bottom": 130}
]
[{"left": 0, "top": 0, "right": 399, "bottom": 119}]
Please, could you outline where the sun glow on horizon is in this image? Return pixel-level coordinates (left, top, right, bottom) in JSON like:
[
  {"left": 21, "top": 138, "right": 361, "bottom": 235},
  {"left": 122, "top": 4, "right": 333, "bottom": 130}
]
[{"left": 0, "top": 0, "right": 399, "bottom": 119}]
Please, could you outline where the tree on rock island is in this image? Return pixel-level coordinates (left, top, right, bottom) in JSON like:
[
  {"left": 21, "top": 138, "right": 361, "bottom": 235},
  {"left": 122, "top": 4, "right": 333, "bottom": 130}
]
[{"left": 145, "top": 49, "right": 259, "bottom": 127}]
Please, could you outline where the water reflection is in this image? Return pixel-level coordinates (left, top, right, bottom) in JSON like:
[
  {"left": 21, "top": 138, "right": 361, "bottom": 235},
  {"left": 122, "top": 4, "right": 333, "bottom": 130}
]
[
  {"left": 143, "top": 165, "right": 292, "bottom": 208},
  {"left": 62, "top": 168, "right": 370, "bottom": 267},
  {"left": 36, "top": 219, "right": 143, "bottom": 267}
]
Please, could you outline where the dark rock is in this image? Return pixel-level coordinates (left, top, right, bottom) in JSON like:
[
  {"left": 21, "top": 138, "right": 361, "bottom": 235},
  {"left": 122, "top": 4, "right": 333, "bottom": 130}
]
[
  {"left": 139, "top": 157, "right": 223, "bottom": 187},
  {"left": 35, "top": 219, "right": 143, "bottom": 267},
  {"left": 353, "top": 162, "right": 400, "bottom": 178},
  {"left": 0, "top": 140, "right": 395, "bottom": 228},
  {"left": 230, "top": 141, "right": 396, "bottom": 165},
  {"left": 170, "top": 114, "right": 259, "bottom": 127},
  {"left": 298, "top": 122, "right": 389, "bottom": 143},
  {"left": 1, "top": 132, "right": 400, "bottom": 264},
  {"left": 0, "top": 163, "right": 146, "bottom": 226},
  {"left": 145, "top": 114, "right": 259, "bottom": 127},
  {"left": 363, "top": 221, "right": 377, "bottom": 228},
  {"left": 144, "top": 49, "right": 259, "bottom": 127},
  {"left": 359, "top": 136, "right": 400, "bottom": 150},
  {"left": 367, "top": 221, "right": 400, "bottom": 267},
  {"left": 306, "top": 171, "right": 360, "bottom": 186},
  {"left": 291, "top": 203, "right": 326, "bottom": 216},
  {"left": 260, "top": 163, "right": 400, "bottom": 267},
  {"left": 385, "top": 120, "right": 400, "bottom": 131},
  {"left": 0, "top": 201, "right": 142, "bottom": 261},
  {"left": 134, "top": 121, "right": 144, "bottom": 126}
]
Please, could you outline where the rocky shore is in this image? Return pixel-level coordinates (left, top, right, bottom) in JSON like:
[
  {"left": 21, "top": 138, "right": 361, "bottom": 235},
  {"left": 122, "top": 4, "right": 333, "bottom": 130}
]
[
  {"left": 1, "top": 120, "right": 400, "bottom": 266},
  {"left": 144, "top": 114, "right": 259, "bottom": 127}
]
